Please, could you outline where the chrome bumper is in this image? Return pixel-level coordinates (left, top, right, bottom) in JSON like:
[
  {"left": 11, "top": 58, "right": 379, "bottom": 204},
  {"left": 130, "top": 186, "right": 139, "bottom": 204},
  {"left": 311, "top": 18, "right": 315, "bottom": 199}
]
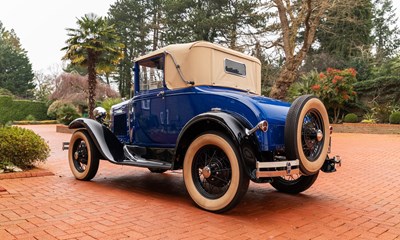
[
  {"left": 256, "top": 155, "right": 341, "bottom": 178},
  {"left": 256, "top": 160, "right": 300, "bottom": 178}
]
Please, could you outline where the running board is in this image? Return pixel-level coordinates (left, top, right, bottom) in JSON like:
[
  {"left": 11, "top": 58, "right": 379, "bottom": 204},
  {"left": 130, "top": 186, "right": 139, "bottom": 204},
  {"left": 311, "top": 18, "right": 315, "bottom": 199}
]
[
  {"left": 256, "top": 160, "right": 300, "bottom": 178},
  {"left": 110, "top": 146, "right": 172, "bottom": 170}
]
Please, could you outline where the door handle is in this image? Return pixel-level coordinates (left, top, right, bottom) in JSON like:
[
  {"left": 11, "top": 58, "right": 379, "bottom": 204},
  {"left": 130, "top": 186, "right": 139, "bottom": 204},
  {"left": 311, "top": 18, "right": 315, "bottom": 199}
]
[{"left": 157, "top": 91, "right": 165, "bottom": 97}]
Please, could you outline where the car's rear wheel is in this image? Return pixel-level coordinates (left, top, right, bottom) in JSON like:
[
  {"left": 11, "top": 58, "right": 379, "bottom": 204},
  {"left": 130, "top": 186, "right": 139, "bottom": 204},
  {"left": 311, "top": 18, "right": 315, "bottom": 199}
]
[
  {"left": 285, "top": 95, "right": 330, "bottom": 175},
  {"left": 68, "top": 130, "right": 99, "bottom": 181},
  {"left": 183, "top": 131, "right": 249, "bottom": 213},
  {"left": 270, "top": 172, "right": 319, "bottom": 194}
]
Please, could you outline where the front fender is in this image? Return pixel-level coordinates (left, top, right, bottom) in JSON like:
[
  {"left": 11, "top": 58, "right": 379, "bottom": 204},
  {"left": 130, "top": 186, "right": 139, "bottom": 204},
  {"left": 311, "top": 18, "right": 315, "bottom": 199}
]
[
  {"left": 69, "top": 118, "right": 124, "bottom": 162},
  {"left": 175, "top": 111, "right": 260, "bottom": 176}
]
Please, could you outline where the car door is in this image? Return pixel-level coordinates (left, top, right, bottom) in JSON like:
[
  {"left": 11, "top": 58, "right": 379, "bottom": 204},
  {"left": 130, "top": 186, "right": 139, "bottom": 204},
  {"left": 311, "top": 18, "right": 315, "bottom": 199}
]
[{"left": 132, "top": 55, "right": 170, "bottom": 147}]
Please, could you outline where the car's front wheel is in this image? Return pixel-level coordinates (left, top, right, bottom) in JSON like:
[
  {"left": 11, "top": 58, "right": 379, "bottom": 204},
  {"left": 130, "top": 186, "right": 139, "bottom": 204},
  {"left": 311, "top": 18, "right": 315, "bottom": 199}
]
[
  {"left": 183, "top": 131, "right": 249, "bottom": 213},
  {"left": 68, "top": 130, "right": 99, "bottom": 181}
]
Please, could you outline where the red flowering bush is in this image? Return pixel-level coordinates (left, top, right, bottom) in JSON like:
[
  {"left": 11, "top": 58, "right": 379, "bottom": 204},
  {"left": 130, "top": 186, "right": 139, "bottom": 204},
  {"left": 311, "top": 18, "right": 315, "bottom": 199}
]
[{"left": 311, "top": 68, "right": 357, "bottom": 123}]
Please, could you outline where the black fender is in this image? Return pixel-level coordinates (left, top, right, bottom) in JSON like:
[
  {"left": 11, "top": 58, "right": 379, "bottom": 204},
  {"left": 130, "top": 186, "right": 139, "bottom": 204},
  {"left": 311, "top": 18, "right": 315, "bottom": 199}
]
[
  {"left": 175, "top": 111, "right": 260, "bottom": 177},
  {"left": 69, "top": 118, "right": 125, "bottom": 162}
]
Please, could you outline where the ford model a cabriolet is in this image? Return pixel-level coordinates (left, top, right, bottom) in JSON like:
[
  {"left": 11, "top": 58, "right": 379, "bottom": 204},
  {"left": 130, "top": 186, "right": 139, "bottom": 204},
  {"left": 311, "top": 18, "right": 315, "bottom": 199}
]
[{"left": 67, "top": 41, "right": 341, "bottom": 213}]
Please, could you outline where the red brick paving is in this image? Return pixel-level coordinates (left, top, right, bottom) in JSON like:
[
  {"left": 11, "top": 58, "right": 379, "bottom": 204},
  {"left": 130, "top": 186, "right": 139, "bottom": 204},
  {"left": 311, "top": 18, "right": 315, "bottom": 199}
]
[{"left": 0, "top": 125, "right": 399, "bottom": 239}]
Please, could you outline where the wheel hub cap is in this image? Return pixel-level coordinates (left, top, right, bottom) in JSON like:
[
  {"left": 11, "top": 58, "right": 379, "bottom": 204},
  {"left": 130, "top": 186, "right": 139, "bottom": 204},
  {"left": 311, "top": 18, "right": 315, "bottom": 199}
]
[
  {"left": 202, "top": 166, "right": 212, "bottom": 179},
  {"left": 74, "top": 151, "right": 79, "bottom": 160},
  {"left": 316, "top": 130, "right": 323, "bottom": 142}
]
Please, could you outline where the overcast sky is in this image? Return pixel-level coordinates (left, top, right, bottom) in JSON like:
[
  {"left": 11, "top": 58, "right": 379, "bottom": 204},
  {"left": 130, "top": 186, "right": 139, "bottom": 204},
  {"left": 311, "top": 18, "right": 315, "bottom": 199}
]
[
  {"left": 0, "top": 0, "right": 117, "bottom": 73},
  {"left": 1, "top": 0, "right": 400, "bottom": 74}
]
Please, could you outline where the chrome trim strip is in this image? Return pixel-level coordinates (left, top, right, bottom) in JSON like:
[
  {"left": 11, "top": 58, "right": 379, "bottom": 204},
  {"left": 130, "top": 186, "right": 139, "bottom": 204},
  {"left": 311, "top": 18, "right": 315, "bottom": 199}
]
[{"left": 256, "top": 160, "right": 299, "bottom": 168}]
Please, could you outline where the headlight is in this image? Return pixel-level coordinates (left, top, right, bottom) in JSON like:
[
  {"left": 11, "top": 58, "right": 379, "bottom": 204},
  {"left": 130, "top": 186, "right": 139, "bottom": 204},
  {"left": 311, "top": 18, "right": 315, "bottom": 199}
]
[{"left": 93, "top": 107, "right": 107, "bottom": 123}]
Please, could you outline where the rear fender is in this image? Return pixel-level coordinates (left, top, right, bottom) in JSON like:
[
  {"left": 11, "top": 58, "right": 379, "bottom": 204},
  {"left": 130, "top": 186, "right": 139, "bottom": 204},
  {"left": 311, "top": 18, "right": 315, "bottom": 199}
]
[
  {"left": 69, "top": 118, "right": 125, "bottom": 161},
  {"left": 175, "top": 112, "right": 260, "bottom": 177}
]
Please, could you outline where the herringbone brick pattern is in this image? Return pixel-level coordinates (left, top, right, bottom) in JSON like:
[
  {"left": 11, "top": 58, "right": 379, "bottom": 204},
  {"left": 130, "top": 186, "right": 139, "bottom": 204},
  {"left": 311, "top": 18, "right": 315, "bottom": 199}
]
[{"left": 0, "top": 125, "right": 399, "bottom": 239}]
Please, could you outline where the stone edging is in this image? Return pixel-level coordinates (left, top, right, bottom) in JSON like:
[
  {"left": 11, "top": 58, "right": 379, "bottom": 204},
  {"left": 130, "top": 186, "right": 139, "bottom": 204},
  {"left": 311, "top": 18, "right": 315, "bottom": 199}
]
[
  {"left": 56, "top": 124, "right": 74, "bottom": 134},
  {"left": 0, "top": 168, "right": 54, "bottom": 180},
  {"left": 331, "top": 123, "right": 400, "bottom": 134}
]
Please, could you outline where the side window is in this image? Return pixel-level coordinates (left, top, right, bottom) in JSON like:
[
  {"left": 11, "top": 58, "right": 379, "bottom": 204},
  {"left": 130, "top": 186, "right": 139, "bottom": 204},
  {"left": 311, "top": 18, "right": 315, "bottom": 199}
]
[
  {"left": 224, "top": 59, "right": 246, "bottom": 77},
  {"left": 139, "top": 57, "right": 164, "bottom": 92}
]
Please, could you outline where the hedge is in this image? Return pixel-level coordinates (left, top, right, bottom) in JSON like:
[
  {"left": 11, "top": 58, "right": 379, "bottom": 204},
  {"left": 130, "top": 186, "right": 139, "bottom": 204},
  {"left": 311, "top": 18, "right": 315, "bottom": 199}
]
[
  {"left": 354, "top": 76, "right": 400, "bottom": 104},
  {"left": 0, "top": 96, "right": 49, "bottom": 124}
]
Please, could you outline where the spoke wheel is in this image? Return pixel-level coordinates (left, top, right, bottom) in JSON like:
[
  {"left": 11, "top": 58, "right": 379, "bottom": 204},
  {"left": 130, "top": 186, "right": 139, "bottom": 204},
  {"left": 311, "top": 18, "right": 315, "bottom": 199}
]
[
  {"left": 285, "top": 95, "right": 330, "bottom": 175},
  {"left": 302, "top": 109, "right": 324, "bottom": 161},
  {"left": 183, "top": 132, "right": 249, "bottom": 213},
  {"left": 270, "top": 172, "right": 319, "bottom": 194},
  {"left": 68, "top": 130, "right": 99, "bottom": 181},
  {"left": 192, "top": 145, "right": 232, "bottom": 199}
]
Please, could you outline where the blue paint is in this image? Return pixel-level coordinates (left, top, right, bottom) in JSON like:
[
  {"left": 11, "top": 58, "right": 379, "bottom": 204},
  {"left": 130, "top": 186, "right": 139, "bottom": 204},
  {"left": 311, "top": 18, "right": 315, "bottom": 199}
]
[{"left": 112, "top": 83, "right": 290, "bottom": 151}]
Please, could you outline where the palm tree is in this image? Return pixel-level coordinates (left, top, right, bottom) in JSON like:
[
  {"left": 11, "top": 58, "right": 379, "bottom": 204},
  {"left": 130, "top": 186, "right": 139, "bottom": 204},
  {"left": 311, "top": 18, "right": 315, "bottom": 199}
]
[{"left": 62, "top": 13, "right": 123, "bottom": 119}]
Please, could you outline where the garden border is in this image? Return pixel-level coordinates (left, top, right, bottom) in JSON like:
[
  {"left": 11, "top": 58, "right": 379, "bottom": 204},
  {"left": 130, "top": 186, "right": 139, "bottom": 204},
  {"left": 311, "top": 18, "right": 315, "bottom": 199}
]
[{"left": 332, "top": 123, "right": 400, "bottom": 134}]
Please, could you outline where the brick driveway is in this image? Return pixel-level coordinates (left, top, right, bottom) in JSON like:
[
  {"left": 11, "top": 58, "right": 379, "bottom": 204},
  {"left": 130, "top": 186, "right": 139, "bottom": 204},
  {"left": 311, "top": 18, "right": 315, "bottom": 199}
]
[{"left": 1, "top": 125, "right": 400, "bottom": 239}]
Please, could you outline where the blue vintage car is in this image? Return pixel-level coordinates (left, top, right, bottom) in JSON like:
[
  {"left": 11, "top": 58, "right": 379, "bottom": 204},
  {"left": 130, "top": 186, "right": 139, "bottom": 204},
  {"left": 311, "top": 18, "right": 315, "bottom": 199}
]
[{"left": 67, "top": 41, "right": 340, "bottom": 212}]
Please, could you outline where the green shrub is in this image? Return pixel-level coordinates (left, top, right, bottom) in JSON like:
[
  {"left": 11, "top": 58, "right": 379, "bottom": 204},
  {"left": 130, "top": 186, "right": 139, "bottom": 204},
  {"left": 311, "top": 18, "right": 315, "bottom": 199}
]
[
  {"left": 25, "top": 114, "right": 36, "bottom": 121},
  {"left": 389, "top": 112, "right": 400, "bottom": 124},
  {"left": 354, "top": 76, "right": 400, "bottom": 104},
  {"left": 47, "top": 100, "right": 80, "bottom": 124},
  {"left": 57, "top": 105, "right": 80, "bottom": 125},
  {"left": 0, "top": 126, "right": 50, "bottom": 169},
  {"left": 101, "top": 98, "right": 122, "bottom": 120},
  {"left": 0, "top": 96, "right": 48, "bottom": 124},
  {"left": 0, "top": 88, "right": 14, "bottom": 97},
  {"left": 287, "top": 71, "right": 318, "bottom": 102},
  {"left": 369, "top": 102, "right": 400, "bottom": 123},
  {"left": 47, "top": 100, "right": 67, "bottom": 119},
  {"left": 101, "top": 98, "right": 123, "bottom": 112},
  {"left": 344, "top": 113, "right": 358, "bottom": 123},
  {"left": 361, "top": 112, "right": 377, "bottom": 124}
]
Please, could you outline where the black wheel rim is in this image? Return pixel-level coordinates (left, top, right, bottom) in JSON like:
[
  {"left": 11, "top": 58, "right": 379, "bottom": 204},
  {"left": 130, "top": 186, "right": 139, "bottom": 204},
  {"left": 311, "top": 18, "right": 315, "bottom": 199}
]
[
  {"left": 301, "top": 109, "right": 324, "bottom": 162},
  {"left": 192, "top": 145, "right": 232, "bottom": 199},
  {"left": 279, "top": 173, "right": 302, "bottom": 184},
  {"left": 72, "top": 139, "right": 88, "bottom": 173}
]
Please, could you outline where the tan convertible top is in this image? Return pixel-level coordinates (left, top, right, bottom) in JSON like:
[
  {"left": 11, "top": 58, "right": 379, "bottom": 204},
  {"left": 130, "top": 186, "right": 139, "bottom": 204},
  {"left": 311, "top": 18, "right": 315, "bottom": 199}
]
[{"left": 135, "top": 41, "right": 262, "bottom": 94}]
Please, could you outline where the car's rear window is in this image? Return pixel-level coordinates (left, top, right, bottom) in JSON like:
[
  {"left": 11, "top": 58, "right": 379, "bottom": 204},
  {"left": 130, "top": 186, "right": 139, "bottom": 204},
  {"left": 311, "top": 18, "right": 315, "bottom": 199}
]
[{"left": 224, "top": 59, "right": 246, "bottom": 77}]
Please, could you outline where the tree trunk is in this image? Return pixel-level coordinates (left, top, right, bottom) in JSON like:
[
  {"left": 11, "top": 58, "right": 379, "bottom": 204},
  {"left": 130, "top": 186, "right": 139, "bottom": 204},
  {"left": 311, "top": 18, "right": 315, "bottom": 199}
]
[
  {"left": 269, "top": 0, "right": 328, "bottom": 100},
  {"left": 333, "top": 106, "right": 341, "bottom": 124},
  {"left": 270, "top": 61, "right": 299, "bottom": 100},
  {"left": 87, "top": 52, "right": 97, "bottom": 119}
]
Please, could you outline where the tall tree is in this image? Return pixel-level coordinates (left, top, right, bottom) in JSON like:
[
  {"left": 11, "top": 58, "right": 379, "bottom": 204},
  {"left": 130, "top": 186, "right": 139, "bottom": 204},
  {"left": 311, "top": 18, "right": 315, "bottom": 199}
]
[
  {"left": 317, "top": 0, "right": 373, "bottom": 60},
  {"left": 0, "top": 21, "right": 35, "bottom": 98},
  {"left": 372, "top": 0, "right": 400, "bottom": 63},
  {"left": 62, "top": 14, "right": 124, "bottom": 119},
  {"left": 164, "top": 0, "right": 227, "bottom": 43},
  {"left": 109, "top": 0, "right": 151, "bottom": 97},
  {"left": 218, "top": 0, "right": 266, "bottom": 50},
  {"left": 302, "top": 0, "right": 374, "bottom": 81},
  {"left": 269, "top": 0, "right": 330, "bottom": 100},
  {"left": 33, "top": 71, "right": 55, "bottom": 102}
]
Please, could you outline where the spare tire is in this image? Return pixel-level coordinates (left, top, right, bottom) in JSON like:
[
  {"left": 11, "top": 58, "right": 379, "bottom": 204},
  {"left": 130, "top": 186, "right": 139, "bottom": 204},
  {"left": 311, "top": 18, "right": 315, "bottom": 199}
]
[{"left": 285, "top": 95, "right": 329, "bottom": 175}]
